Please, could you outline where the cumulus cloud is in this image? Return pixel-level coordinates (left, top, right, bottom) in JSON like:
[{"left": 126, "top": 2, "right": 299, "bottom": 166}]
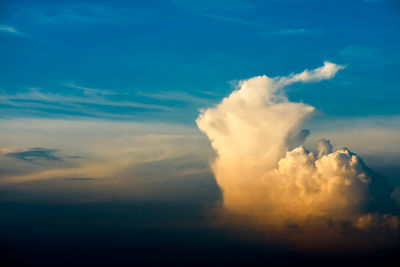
[
  {"left": 196, "top": 62, "right": 398, "bottom": 250},
  {"left": 316, "top": 138, "right": 333, "bottom": 158}
]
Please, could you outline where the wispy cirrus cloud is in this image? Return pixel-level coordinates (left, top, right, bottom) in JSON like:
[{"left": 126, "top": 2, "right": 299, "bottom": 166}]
[
  {"left": 171, "top": 0, "right": 316, "bottom": 35},
  {"left": 0, "top": 85, "right": 171, "bottom": 119},
  {"left": 261, "top": 28, "right": 320, "bottom": 36},
  {"left": 191, "top": 11, "right": 264, "bottom": 28},
  {"left": 65, "top": 82, "right": 117, "bottom": 96},
  {"left": 137, "top": 91, "right": 217, "bottom": 106},
  {"left": 0, "top": 86, "right": 170, "bottom": 110},
  {"left": 182, "top": 10, "right": 317, "bottom": 36},
  {"left": 0, "top": 81, "right": 224, "bottom": 120},
  {"left": 0, "top": 24, "right": 23, "bottom": 36},
  {"left": 15, "top": 2, "right": 147, "bottom": 26}
]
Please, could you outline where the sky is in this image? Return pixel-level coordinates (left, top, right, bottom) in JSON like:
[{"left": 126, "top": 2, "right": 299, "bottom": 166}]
[
  {"left": 1, "top": 0, "right": 400, "bottom": 266},
  {"left": 1, "top": 0, "right": 400, "bottom": 122}
]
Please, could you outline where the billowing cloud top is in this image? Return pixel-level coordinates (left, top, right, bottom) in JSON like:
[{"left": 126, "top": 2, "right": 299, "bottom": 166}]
[
  {"left": 196, "top": 62, "right": 398, "bottom": 250},
  {"left": 196, "top": 62, "right": 344, "bottom": 169}
]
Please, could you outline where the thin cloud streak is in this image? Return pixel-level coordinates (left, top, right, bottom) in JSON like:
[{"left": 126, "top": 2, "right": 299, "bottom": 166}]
[
  {"left": 262, "top": 28, "right": 320, "bottom": 36},
  {"left": 192, "top": 11, "right": 266, "bottom": 28},
  {"left": 0, "top": 24, "right": 23, "bottom": 35},
  {"left": 15, "top": 3, "right": 146, "bottom": 26},
  {"left": 65, "top": 83, "right": 117, "bottom": 96},
  {"left": 189, "top": 11, "right": 317, "bottom": 35},
  {"left": 138, "top": 91, "right": 217, "bottom": 106},
  {"left": 0, "top": 87, "right": 172, "bottom": 113}
]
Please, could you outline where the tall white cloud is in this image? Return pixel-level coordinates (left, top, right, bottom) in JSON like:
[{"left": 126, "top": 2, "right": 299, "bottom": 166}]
[{"left": 196, "top": 62, "right": 398, "bottom": 250}]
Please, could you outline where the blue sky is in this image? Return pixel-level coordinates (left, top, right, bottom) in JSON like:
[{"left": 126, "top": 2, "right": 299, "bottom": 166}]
[{"left": 1, "top": 0, "right": 399, "bottom": 123}]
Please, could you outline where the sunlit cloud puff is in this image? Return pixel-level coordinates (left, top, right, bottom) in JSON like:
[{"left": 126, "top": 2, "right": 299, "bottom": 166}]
[{"left": 196, "top": 62, "right": 399, "bottom": 250}]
